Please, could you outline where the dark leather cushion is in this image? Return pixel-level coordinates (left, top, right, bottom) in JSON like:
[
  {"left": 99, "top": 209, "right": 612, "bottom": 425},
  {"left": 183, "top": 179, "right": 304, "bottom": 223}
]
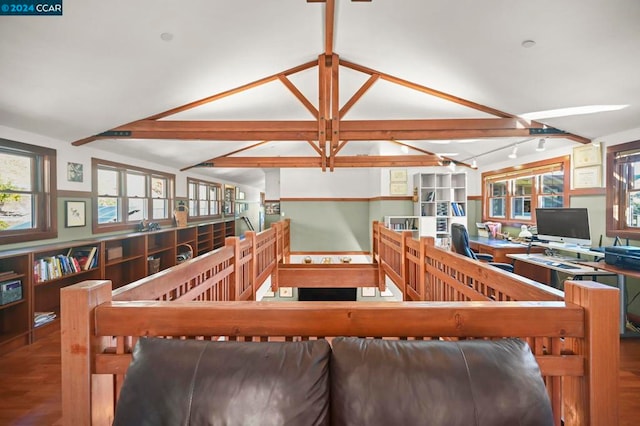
[
  {"left": 113, "top": 337, "right": 331, "bottom": 426},
  {"left": 330, "top": 337, "right": 553, "bottom": 426}
]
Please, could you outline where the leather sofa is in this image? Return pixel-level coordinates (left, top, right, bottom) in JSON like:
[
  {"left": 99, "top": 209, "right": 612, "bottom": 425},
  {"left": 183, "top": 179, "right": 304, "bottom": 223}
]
[{"left": 114, "top": 337, "right": 553, "bottom": 426}]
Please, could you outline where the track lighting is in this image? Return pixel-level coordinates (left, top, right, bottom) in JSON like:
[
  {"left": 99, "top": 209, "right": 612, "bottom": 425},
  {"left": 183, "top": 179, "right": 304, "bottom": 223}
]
[
  {"left": 448, "top": 161, "right": 456, "bottom": 171},
  {"left": 471, "top": 158, "right": 477, "bottom": 168},
  {"left": 536, "top": 138, "right": 546, "bottom": 152},
  {"left": 508, "top": 145, "right": 518, "bottom": 159}
]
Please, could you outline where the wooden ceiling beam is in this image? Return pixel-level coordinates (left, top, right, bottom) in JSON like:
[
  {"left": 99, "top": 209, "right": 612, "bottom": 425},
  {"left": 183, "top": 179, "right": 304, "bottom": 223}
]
[
  {"left": 71, "top": 59, "right": 318, "bottom": 146},
  {"left": 180, "top": 141, "right": 270, "bottom": 172},
  {"left": 330, "top": 53, "right": 340, "bottom": 170},
  {"left": 325, "top": 0, "right": 335, "bottom": 55},
  {"left": 278, "top": 75, "right": 318, "bottom": 119},
  {"left": 339, "top": 74, "right": 379, "bottom": 118},
  {"left": 198, "top": 155, "right": 443, "bottom": 168}
]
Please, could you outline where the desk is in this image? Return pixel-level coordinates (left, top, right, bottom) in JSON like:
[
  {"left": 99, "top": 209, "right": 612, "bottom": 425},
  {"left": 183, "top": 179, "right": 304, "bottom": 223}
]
[
  {"left": 508, "top": 253, "right": 615, "bottom": 284},
  {"left": 578, "top": 261, "right": 640, "bottom": 337},
  {"left": 468, "top": 236, "right": 544, "bottom": 263}
]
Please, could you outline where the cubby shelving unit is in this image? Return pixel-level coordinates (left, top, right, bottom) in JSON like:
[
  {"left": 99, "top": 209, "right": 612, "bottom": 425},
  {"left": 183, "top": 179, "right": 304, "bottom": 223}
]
[{"left": 413, "top": 171, "right": 467, "bottom": 246}]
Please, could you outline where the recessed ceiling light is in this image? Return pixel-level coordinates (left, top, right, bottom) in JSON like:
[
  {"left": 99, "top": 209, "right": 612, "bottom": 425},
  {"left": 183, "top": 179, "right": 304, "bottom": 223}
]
[
  {"left": 160, "top": 32, "right": 174, "bottom": 42},
  {"left": 521, "top": 40, "right": 536, "bottom": 48}
]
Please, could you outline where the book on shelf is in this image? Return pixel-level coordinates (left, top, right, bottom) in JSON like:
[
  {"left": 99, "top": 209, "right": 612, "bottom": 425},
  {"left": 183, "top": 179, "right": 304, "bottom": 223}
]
[
  {"left": 33, "top": 311, "right": 57, "bottom": 326},
  {"left": 67, "top": 246, "right": 98, "bottom": 271}
]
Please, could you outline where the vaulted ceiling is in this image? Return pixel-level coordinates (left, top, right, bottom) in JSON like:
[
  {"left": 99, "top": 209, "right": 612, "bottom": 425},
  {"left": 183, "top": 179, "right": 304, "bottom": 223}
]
[{"left": 1, "top": 0, "right": 639, "bottom": 189}]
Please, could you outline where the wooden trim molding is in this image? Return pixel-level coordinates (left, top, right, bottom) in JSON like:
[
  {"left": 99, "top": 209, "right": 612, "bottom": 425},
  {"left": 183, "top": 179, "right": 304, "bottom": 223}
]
[
  {"left": 281, "top": 196, "right": 412, "bottom": 202},
  {"left": 467, "top": 195, "right": 482, "bottom": 201},
  {"left": 569, "top": 188, "right": 606, "bottom": 197},
  {"left": 58, "top": 190, "right": 91, "bottom": 198}
]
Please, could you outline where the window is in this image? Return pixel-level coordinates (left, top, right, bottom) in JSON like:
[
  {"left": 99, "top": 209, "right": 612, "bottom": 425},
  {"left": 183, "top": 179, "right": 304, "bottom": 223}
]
[
  {"left": 93, "top": 159, "right": 174, "bottom": 232},
  {"left": 482, "top": 156, "right": 569, "bottom": 225},
  {"left": 187, "top": 178, "right": 221, "bottom": 220},
  {"left": 607, "top": 140, "right": 640, "bottom": 238},
  {"left": 0, "top": 139, "right": 57, "bottom": 244}
]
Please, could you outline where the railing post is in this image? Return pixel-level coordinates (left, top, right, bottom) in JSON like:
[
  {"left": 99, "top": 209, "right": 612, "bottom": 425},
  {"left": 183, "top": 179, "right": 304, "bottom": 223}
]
[
  {"left": 225, "top": 236, "right": 240, "bottom": 301},
  {"left": 400, "top": 230, "right": 411, "bottom": 300},
  {"left": 372, "top": 220, "right": 379, "bottom": 263},
  {"left": 563, "top": 280, "right": 619, "bottom": 426},
  {"left": 283, "top": 218, "right": 291, "bottom": 263},
  {"left": 271, "top": 222, "right": 281, "bottom": 263},
  {"left": 245, "top": 231, "right": 257, "bottom": 301},
  {"left": 418, "top": 236, "right": 427, "bottom": 301},
  {"left": 423, "top": 236, "right": 435, "bottom": 301},
  {"left": 61, "top": 280, "right": 113, "bottom": 426}
]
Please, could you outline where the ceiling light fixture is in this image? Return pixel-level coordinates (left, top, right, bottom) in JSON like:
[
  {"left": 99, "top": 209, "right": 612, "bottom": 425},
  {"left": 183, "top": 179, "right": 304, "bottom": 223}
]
[
  {"left": 508, "top": 145, "right": 518, "bottom": 159},
  {"left": 521, "top": 40, "right": 536, "bottom": 48},
  {"left": 448, "top": 161, "right": 456, "bottom": 171},
  {"left": 400, "top": 145, "right": 409, "bottom": 154},
  {"left": 536, "top": 138, "right": 546, "bottom": 152},
  {"left": 160, "top": 32, "right": 174, "bottom": 42},
  {"left": 471, "top": 159, "right": 477, "bottom": 168}
]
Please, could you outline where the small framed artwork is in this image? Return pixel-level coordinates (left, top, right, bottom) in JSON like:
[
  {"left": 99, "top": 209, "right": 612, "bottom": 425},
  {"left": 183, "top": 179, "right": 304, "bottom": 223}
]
[
  {"left": 265, "top": 201, "right": 280, "bottom": 215},
  {"left": 573, "top": 144, "right": 602, "bottom": 168},
  {"left": 573, "top": 165, "right": 603, "bottom": 189},
  {"left": 65, "top": 201, "right": 86, "bottom": 228},
  {"left": 389, "top": 182, "right": 408, "bottom": 195},
  {"left": 67, "top": 162, "right": 84, "bottom": 182},
  {"left": 390, "top": 169, "right": 407, "bottom": 182}
]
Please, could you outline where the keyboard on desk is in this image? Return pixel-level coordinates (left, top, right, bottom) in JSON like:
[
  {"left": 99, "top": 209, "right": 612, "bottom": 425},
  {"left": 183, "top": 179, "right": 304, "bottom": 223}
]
[{"left": 526, "top": 256, "right": 581, "bottom": 270}]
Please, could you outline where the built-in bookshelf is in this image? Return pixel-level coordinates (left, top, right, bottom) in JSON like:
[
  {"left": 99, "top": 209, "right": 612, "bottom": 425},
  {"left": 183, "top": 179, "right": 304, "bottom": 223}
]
[
  {"left": 413, "top": 171, "right": 467, "bottom": 246},
  {"left": 383, "top": 216, "right": 421, "bottom": 238},
  {"left": 0, "top": 218, "right": 235, "bottom": 354}
]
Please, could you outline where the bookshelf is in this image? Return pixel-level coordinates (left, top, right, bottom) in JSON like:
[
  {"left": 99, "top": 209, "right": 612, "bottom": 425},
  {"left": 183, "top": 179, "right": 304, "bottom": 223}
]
[
  {"left": 0, "top": 218, "right": 235, "bottom": 353},
  {"left": 413, "top": 171, "right": 467, "bottom": 246},
  {"left": 383, "top": 216, "right": 421, "bottom": 238}
]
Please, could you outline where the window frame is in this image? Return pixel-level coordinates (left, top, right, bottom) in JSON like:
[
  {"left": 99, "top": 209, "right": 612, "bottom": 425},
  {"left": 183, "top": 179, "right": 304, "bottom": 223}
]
[
  {"left": 92, "top": 158, "right": 175, "bottom": 233},
  {"left": 187, "top": 177, "right": 222, "bottom": 221},
  {"left": 606, "top": 139, "right": 640, "bottom": 239},
  {"left": 482, "top": 156, "right": 570, "bottom": 226},
  {"left": 0, "top": 138, "right": 57, "bottom": 245}
]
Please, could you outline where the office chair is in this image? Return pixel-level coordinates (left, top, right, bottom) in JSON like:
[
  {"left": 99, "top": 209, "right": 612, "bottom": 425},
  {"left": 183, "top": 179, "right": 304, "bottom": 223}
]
[{"left": 450, "top": 223, "right": 514, "bottom": 273}]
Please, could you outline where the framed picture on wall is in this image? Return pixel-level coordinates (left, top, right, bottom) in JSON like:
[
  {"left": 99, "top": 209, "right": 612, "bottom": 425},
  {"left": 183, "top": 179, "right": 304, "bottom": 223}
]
[
  {"left": 573, "top": 165, "right": 602, "bottom": 189},
  {"left": 390, "top": 182, "right": 408, "bottom": 195},
  {"left": 65, "top": 201, "right": 86, "bottom": 228},
  {"left": 390, "top": 169, "right": 407, "bottom": 182},
  {"left": 67, "top": 162, "right": 83, "bottom": 182},
  {"left": 573, "top": 144, "right": 602, "bottom": 168},
  {"left": 265, "top": 201, "right": 280, "bottom": 215}
]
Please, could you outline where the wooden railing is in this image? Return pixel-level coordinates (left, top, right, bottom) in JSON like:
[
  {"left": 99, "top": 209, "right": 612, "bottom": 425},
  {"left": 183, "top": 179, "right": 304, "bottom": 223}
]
[
  {"left": 372, "top": 220, "right": 563, "bottom": 303},
  {"left": 112, "top": 219, "right": 290, "bottom": 302},
  {"left": 61, "top": 279, "right": 619, "bottom": 426},
  {"left": 61, "top": 219, "right": 619, "bottom": 425}
]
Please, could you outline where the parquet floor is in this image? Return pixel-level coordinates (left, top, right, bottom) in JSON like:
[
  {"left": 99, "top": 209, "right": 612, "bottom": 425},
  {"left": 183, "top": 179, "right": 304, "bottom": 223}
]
[{"left": 0, "top": 331, "right": 639, "bottom": 425}]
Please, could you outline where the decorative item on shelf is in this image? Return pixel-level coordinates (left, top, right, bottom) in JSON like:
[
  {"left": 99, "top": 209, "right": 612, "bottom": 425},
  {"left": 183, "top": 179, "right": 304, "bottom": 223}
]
[
  {"left": 0, "top": 279, "right": 22, "bottom": 305},
  {"left": 137, "top": 220, "right": 160, "bottom": 232},
  {"left": 303, "top": 256, "right": 313, "bottom": 264},
  {"left": 321, "top": 257, "right": 332, "bottom": 264},
  {"left": 174, "top": 201, "right": 188, "bottom": 228},
  {"left": 176, "top": 244, "right": 193, "bottom": 264},
  {"left": 147, "top": 256, "right": 161, "bottom": 275},
  {"left": 412, "top": 187, "right": 418, "bottom": 202},
  {"left": 341, "top": 256, "right": 352, "bottom": 264}
]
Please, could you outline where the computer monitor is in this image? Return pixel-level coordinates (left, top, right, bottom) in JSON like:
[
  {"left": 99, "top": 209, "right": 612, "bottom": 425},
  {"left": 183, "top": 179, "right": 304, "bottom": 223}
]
[{"left": 535, "top": 208, "right": 592, "bottom": 247}]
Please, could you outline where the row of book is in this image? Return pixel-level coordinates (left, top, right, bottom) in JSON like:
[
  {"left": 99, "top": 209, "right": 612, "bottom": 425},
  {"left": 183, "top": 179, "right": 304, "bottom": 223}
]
[
  {"left": 451, "top": 202, "right": 465, "bottom": 216},
  {"left": 33, "top": 246, "right": 98, "bottom": 283}
]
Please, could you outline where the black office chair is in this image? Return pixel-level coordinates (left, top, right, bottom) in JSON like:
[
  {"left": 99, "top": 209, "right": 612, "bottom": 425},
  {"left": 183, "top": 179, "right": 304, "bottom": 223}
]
[{"left": 450, "top": 223, "right": 514, "bottom": 273}]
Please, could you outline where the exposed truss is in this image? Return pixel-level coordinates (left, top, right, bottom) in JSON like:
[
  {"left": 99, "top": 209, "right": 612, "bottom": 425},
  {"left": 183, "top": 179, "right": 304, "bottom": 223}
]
[{"left": 72, "top": 0, "right": 590, "bottom": 172}]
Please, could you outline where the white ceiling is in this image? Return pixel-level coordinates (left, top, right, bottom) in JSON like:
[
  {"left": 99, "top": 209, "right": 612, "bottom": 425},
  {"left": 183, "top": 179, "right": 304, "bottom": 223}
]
[{"left": 1, "top": 0, "right": 639, "bottom": 189}]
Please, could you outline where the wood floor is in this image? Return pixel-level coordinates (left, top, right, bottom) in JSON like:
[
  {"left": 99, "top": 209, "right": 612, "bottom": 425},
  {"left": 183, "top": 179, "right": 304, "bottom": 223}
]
[{"left": 1, "top": 331, "right": 639, "bottom": 425}]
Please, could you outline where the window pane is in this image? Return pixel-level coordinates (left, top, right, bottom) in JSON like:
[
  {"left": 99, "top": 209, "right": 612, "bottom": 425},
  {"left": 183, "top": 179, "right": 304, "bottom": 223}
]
[
  {"left": 97, "top": 197, "right": 120, "bottom": 224},
  {"left": 490, "top": 198, "right": 505, "bottom": 218},
  {"left": 152, "top": 199, "right": 168, "bottom": 219},
  {"left": 98, "top": 168, "right": 119, "bottom": 196},
  {"left": 511, "top": 197, "right": 531, "bottom": 220},
  {"left": 198, "top": 184, "right": 207, "bottom": 201},
  {"left": 632, "top": 163, "right": 640, "bottom": 190},
  {"left": 151, "top": 177, "right": 166, "bottom": 198},
  {"left": 513, "top": 177, "right": 533, "bottom": 196},
  {"left": 628, "top": 191, "right": 640, "bottom": 227},
  {"left": 538, "top": 195, "right": 563, "bottom": 208},
  {"left": 0, "top": 152, "right": 32, "bottom": 191},
  {"left": 127, "top": 172, "right": 146, "bottom": 197},
  {"left": 189, "top": 200, "right": 197, "bottom": 216},
  {"left": 128, "top": 198, "right": 146, "bottom": 221},
  {"left": 0, "top": 193, "right": 33, "bottom": 230},
  {"left": 541, "top": 172, "right": 563, "bottom": 194},
  {"left": 491, "top": 182, "right": 507, "bottom": 197}
]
